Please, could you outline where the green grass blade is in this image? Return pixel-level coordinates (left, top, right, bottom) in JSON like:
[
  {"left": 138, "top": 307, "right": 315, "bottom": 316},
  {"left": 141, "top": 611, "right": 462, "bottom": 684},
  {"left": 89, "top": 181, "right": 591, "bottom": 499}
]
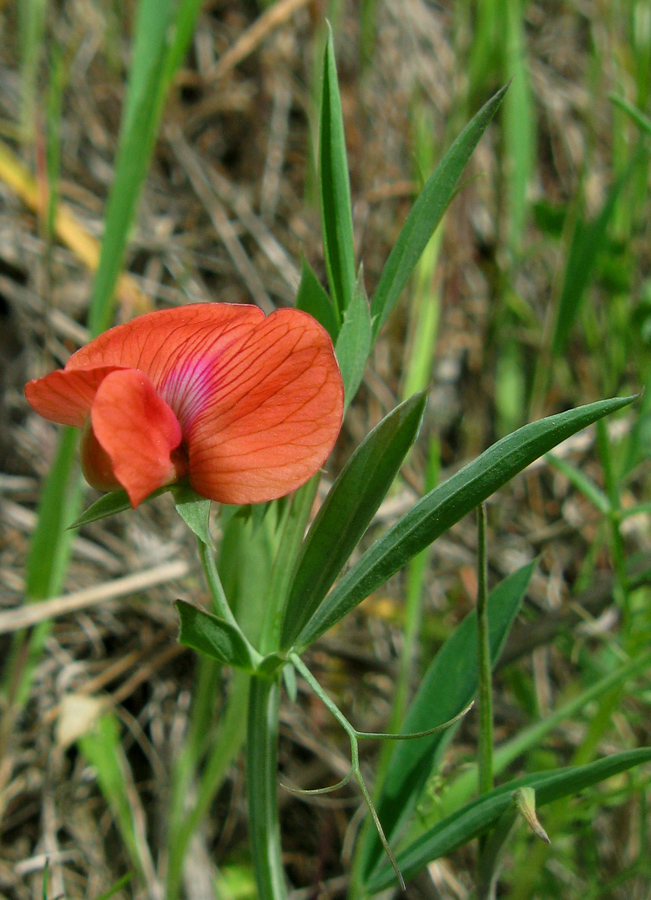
[
  {"left": 26, "top": 427, "right": 82, "bottom": 599},
  {"left": 367, "top": 748, "right": 651, "bottom": 892},
  {"left": 545, "top": 452, "right": 610, "bottom": 514},
  {"left": 610, "top": 94, "right": 651, "bottom": 137},
  {"left": 296, "top": 394, "right": 636, "bottom": 648},
  {"left": 18, "top": 0, "right": 47, "bottom": 142},
  {"left": 432, "top": 646, "right": 651, "bottom": 824},
  {"left": 504, "top": 0, "right": 535, "bottom": 252},
  {"left": 121, "top": 0, "right": 174, "bottom": 136},
  {"left": 93, "top": 872, "right": 135, "bottom": 900},
  {"left": 335, "top": 267, "right": 372, "bottom": 408},
  {"left": 88, "top": 0, "right": 203, "bottom": 336},
  {"left": 77, "top": 713, "right": 147, "bottom": 878},
  {"left": 357, "top": 564, "right": 534, "bottom": 883},
  {"left": 551, "top": 166, "right": 632, "bottom": 357},
  {"left": 281, "top": 391, "right": 427, "bottom": 651},
  {"left": 87, "top": 0, "right": 174, "bottom": 336},
  {"left": 370, "top": 84, "right": 509, "bottom": 341},
  {"left": 319, "top": 25, "right": 355, "bottom": 321}
]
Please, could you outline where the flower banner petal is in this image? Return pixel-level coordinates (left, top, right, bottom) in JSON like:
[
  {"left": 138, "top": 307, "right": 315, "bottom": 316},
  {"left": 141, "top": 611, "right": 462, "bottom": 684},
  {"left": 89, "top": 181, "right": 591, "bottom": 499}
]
[
  {"left": 89, "top": 369, "right": 185, "bottom": 507},
  {"left": 25, "top": 366, "right": 125, "bottom": 427},
  {"left": 186, "top": 309, "right": 344, "bottom": 504},
  {"left": 64, "top": 303, "right": 265, "bottom": 391}
]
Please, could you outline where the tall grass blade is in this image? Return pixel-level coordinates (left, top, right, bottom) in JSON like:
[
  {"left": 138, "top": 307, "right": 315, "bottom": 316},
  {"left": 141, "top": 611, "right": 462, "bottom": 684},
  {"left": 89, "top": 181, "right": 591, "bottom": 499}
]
[
  {"left": 88, "top": 0, "right": 174, "bottom": 335},
  {"left": 367, "top": 748, "right": 651, "bottom": 891},
  {"left": 551, "top": 165, "right": 633, "bottom": 357},
  {"left": 26, "top": 427, "right": 82, "bottom": 600},
  {"left": 504, "top": 0, "right": 535, "bottom": 252}
]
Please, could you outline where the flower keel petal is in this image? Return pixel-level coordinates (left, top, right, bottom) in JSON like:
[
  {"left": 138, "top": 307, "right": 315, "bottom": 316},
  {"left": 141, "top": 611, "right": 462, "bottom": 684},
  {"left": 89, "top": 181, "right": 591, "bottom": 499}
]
[{"left": 89, "top": 369, "right": 185, "bottom": 507}]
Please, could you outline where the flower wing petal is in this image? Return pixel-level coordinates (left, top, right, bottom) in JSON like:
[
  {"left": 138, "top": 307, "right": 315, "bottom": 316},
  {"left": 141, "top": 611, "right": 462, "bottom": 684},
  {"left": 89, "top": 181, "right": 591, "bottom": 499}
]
[
  {"left": 64, "top": 303, "right": 265, "bottom": 390},
  {"left": 25, "top": 366, "right": 125, "bottom": 427},
  {"left": 90, "top": 369, "right": 184, "bottom": 507},
  {"left": 186, "top": 309, "right": 344, "bottom": 504}
]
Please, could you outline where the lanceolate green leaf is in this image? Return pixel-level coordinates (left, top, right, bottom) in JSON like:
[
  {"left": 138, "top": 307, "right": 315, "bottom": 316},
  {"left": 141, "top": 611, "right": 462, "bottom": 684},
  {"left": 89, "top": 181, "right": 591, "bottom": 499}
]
[
  {"left": 366, "top": 748, "right": 651, "bottom": 891},
  {"left": 175, "top": 601, "right": 259, "bottom": 672},
  {"left": 370, "top": 84, "right": 509, "bottom": 341},
  {"left": 335, "top": 268, "right": 373, "bottom": 409},
  {"left": 295, "top": 254, "right": 339, "bottom": 342},
  {"left": 296, "top": 394, "right": 636, "bottom": 649},
  {"left": 280, "top": 391, "right": 427, "bottom": 651},
  {"left": 358, "top": 564, "right": 534, "bottom": 882},
  {"left": 319, "top": 25, "right": 356, "bottom": 321}
]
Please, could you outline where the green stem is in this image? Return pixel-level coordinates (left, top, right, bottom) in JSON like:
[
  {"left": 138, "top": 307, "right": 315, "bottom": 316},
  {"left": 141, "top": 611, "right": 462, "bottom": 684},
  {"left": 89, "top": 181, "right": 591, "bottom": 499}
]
[
  {"left": 196, "top": 537, "right": 241, "bottom": 631},
  {"left": 247, "top": 674, "right": 287, "bottom": 900},
  {"left": 477, "top": 503, "right": 493, "bottom": 797}
]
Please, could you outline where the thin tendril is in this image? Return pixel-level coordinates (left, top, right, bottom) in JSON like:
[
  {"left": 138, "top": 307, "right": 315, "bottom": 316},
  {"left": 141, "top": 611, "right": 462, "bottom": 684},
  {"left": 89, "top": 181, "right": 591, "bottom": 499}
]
[{"left": 289, "top": 652, "right": 406, "bottom": 891}]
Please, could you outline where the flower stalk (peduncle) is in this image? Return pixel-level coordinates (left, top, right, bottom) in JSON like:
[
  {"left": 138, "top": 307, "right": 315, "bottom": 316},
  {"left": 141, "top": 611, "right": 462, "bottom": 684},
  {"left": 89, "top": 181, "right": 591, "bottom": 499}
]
[{"left": 196, "top": 536, "right": 242, "bottom": 632}]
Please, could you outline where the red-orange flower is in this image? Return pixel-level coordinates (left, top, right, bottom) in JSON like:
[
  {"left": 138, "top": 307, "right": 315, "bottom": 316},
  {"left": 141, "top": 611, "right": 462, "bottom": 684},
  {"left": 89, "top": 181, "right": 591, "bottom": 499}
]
[{"left": 25, "top": 304, "right": 344, "bottom": 507}]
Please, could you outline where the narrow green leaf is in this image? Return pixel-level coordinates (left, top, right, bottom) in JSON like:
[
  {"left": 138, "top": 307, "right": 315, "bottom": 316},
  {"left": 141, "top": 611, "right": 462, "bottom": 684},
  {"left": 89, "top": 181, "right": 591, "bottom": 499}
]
[
  {"left": 68, "top": 485, "right": 171, "bottom": 529},
  {"left": 175, "top": 600, "right": 258, "bottom": 672},
  {"left": 366, "top": 748, "right": 651, "bottom": 891},
  {"left": 295, "top": 254, "right": 339, "bottom": 342},
  {"left": 358, "top": 564, "right": 534, "bottom": 881},
  {"left": 296, "top": 394, "right": 636, "bottom": 649},
  {"left": 280, "top": 391, "right": 428, "bottom": 650},
  {"left": 370, "top": 84, "right": 509, "bottom": 340},
  {"left": 335, "top": 268, "right": 372, "bottom": 408},
  {"left": 171, "top": 483, "right": 213, "bottom": 547},
  {"left": 26, "top": 427, "right": 82, "bottom": 599},
  {"left": 319, "top": 25, "right": 356, "bottom": 320}
]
